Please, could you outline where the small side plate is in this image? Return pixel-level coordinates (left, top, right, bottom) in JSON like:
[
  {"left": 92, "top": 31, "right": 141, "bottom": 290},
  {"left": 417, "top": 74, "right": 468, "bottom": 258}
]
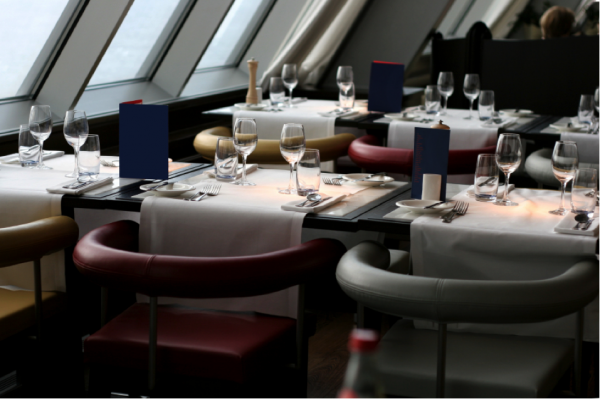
[
  {"left": 396, "top": 199, "right": 454, "bottom": 214},
  {"left": 140, "top": 183, "right": 195, "bottom": 197},
  {"left": 384, "top": 112, "right": 418, "bottom": 121},
  {"left": 342, "top": 173, "right": 395, "bottom": 186},
  {"left": 234, "top": 103, "right": 268, "bottom": 111},
  {"left": 500, "top": 109, "right": 533, "bottom": 117},
  {"left": 549, "top": 123, "right": 585, "bottom": 132}
]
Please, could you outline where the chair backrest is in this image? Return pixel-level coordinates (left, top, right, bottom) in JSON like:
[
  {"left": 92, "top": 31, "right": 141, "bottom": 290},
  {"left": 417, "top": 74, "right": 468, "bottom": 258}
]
[
  {"left": 193, "top": 127, "right": 356, "bottom": 164},
  {"left": 336, "top": 241, "right": 598, "bottom": 324},
  {"left": 348, "top": 135, "right": 496, "bottom": 175},
  {"left": 480, "top": 35, "right": 599, "bottom": 115},
  {"left": 74, "top": 220, "right": 346, "bottom": 299}
]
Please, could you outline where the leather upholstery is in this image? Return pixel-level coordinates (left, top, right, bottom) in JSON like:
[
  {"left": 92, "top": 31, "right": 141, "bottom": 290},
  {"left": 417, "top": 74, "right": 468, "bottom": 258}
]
[
  {"left": 0, "top": 288, "right": 66, "bottom": 341},
  {"left": 525, "top": 148, "right": 599, "bottom": 188},
  {"left": 74, "top": 221, "right": 346, "bottom": 298},
  {"left": 85, "top": 303, "right": 296, "bottom": 383},
  {"left": 336, "top": 241, "right": 598, "bottom": 324},
  {"left": 348, "top": 135, "right": 496, "bottom": 175},
  {"left": 0, "top": 216, "right": 79, "bottom": 267},
  {"left": 193, "top": 126, "right": 356, "bottom": 164},
  {"left": 379, "top": 319, "right": 573, "bottom": 398}
]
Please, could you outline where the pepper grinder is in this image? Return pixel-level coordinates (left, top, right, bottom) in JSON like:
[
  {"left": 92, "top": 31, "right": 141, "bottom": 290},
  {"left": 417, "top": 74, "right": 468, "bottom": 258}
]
[{"left": 246, "top": 58, "right": 259, "bottom": 105}]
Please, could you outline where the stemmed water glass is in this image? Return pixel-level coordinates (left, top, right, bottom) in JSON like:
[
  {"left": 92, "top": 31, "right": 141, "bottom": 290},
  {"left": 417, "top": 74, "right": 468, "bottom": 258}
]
[
  {"left": 437, "top": 71, "right": 454, "bottom": 116},
  {"left": 337, "top": 66, "right": 354, "bottom": 109},
  {"left": 494, "top": 133, "right": 522, "bottom": 206},
  {"left": 278, "top": 123, "right": 306, "bottom": 194},
  {"left": 29, "top": 105, "right": 53, "bottom": 169},
  {"left": 64, "top": 110, "right": 89, "bottom": 178},
  {"left": 233, "top": 118, "right": 258, "bottom": 186},
  {"left": 282, "top": 64, "right": 298, "bottom": 108},
  {"left": 549, "top": 141, "right": 578, "bottom": 215},
  {"left": 578, "top": 94, "right": 594, "bottom": 130},
  {"left": 463, "top": 74, "right": 480, "bottom": 120}
]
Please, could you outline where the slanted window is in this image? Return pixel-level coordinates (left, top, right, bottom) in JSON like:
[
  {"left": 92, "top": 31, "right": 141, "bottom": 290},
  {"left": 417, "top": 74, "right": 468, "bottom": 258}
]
[{"left": 196, "top": 0, "right": 272, "bottom": 71}]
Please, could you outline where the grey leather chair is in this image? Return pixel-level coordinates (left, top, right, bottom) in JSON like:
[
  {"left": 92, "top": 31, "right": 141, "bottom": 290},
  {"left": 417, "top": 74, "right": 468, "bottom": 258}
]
[
  {"left": 525, "top": 148, "right": 600, "bottom": 188},
  {"left": 336, "top": 241, "right": 598, "bottom": 398}
]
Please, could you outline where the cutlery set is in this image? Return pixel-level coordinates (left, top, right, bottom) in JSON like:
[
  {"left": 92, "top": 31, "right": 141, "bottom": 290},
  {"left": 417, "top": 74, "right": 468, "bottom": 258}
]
[
  {"left": 185, "top": 184, "right": 221, "bottom": 202},
  {"left": 295, "top": 196, "right": 332, "bottom": 208},
  {"left": 442, "top": 201, "right": 469, "bottom": 223},
  {"left": 62, "top": 180, "right": 94, "bottom": 190}
]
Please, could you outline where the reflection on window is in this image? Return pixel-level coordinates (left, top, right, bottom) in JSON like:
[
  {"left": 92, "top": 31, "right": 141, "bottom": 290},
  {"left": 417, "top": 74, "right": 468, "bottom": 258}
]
[
  {"left": 88, "top": 0, "right": 182, "bottom": 86},
  {"left": 196, "top": 0, "right": 271, "bottom": 71},
  {"left": 0, "top": 0, "right": 70, "bottom": 100}
]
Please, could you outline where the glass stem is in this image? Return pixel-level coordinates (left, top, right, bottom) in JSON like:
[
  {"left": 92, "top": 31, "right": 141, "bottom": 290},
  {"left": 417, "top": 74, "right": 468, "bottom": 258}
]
[
  {"left": 241, "top": 155, "right": 248, "bottom": 184},
  {"left": 289, "top": 89, "right": 294, "bottom": 107},
  {"left": 503, "top": 172, "right": 511, "bottom": 202},
  {"left": 469, "top": 99, "right": 474, "bottom": 118},
  {"left": 38, "top": 139, "right": 44, "bottom": 167},
  {"left": 74, "top": 146, "right": 79, "bottom": 176},
  {"left": 288, "top": 162, "right": 295, "bottom": 191},
  {"left": 559, "top": 180, "right": 567, "bottom": 210}
]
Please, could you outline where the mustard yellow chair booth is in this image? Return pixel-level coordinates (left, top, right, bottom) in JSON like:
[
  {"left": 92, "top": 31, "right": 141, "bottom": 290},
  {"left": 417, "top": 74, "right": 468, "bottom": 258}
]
[
  {"left": 193, "top": 126, "right": 356, "bottom": 165},
  {"left": 0, "top": 216, "right": 79, "bottom": 343}
]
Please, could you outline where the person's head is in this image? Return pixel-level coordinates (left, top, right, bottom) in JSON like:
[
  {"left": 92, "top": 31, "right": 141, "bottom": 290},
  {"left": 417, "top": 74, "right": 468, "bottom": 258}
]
[{"left": 540, "top": 6, "right": 575, "bottom": 39}]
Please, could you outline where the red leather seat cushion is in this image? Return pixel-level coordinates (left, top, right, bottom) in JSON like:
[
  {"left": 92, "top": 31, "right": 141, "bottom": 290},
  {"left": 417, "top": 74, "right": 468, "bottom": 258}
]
[{"left": 84, "top": 304, "right": 296, "bottom": 383}]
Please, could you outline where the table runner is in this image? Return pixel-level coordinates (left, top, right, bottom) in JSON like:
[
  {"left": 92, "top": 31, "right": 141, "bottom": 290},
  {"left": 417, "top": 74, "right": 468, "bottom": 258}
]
[
  {"left": 386, "top": 109, "right": 499, "bottom": 150},
  {"left": 410, "top": 188, "right": 598, "bottom": 341}
]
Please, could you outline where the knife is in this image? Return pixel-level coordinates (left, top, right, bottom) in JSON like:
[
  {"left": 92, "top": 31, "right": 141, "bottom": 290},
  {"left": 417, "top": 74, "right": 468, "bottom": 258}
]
[{"left": 307, "top": 197, "right": 332, "bottom": 207}]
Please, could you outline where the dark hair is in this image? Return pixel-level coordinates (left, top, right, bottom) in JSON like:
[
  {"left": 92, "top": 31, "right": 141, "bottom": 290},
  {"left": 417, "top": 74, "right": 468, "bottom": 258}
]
[{"left": 540, "top": 6, "right": 575, "bottom": 39}]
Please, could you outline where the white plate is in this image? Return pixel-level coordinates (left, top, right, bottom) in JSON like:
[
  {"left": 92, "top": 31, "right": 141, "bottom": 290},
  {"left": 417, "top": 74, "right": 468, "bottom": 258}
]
[
  {"left": 140, "top": 183, "right": 195, "bottom": 197},
  {"left": 500, "top": 109, "right": 533, "bottom": 117},
  {"left": 234, "top": 103, "right": 268, "bottom": 111},
  {"left": 396, "top": 199, "right": 454, "bottom": 214},
  {"left": 384, "top": 112, "right": 418, "bottom": 121},
  {"left": 342, "top": 173, "right": 395, "bottom": 186},
  {"left": 549, "top": 123, "right": 586, "bottom": 132}
]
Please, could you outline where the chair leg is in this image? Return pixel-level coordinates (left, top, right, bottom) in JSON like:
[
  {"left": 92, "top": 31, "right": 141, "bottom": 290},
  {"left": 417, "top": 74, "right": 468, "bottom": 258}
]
[
  {"left": 436, "top": 323, "right": 447, "bottom": 398},
  {"left": 148, "top": 297, "right": 158, "bottom": 394},
  {"left": 575, "top": 310, "right": 584, "bottom": 397},
  {"left": 33, "top": 259, "right": 43, "bottom": 345},
  {"left": 296, "top": 285, "right": 308, "bottom": 397}
]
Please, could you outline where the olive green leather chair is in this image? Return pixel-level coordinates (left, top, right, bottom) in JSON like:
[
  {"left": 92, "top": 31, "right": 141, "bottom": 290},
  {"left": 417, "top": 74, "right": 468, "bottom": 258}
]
[
  {"left": 0, "top": 216, "right": 79, "bottom": 342},
  {"left": 193, "top": 126, "right": 356, "bottom": 165}
]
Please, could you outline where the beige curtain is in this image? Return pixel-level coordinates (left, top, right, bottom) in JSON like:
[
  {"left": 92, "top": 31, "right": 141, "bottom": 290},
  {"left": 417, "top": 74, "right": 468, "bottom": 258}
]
[{"left": 259, "top": 0, "right": 366, "bottom": 89}]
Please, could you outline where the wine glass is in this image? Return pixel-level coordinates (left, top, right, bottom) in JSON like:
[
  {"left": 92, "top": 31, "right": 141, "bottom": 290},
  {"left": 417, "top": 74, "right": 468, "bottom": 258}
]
[
  {"left": 282, "top": 64, "right": 298, "bottom": 108},
  {"left": 278, "top": 123, "right": 306, "bottom": 194},
  {"left": 549, "top": 141, "right": 578, "bottom": 215},
  {"left": 494, "top": 133, "right": 522, "bottom": 206},
  {"left": 578, "top": 94, "right": 594, "bottom": 130},
  {"left": 232, "top": 118, "right": 258, "bottom": 186},
  {"left": 29, "top": 105, "right": 53, "bottom": 169},
  {"left": 437, "top": 71, "right": 454, "bottom": 116},
  {"left": 463, "top": 74, "right": 480, "bottom": 120},
  {"left": 64, "top": 110, "right": 89, "bottom": 178},
  {"left": 336, "top": 66, "right": 353, "bottom": 98},
  {"left": 595, "top": 87, "right": 599, "bottom": 113}
]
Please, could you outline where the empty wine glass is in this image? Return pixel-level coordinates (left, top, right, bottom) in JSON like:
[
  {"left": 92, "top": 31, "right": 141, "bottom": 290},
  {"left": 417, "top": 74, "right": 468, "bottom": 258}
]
[
  {"left": 594, "top": 87, "right": 599, "bottom": 113},
  {"left": 437, "top": 71, "right": 454, "bottom": 116},
  {"left": 282, "top": 64, "right": 298, "bottom": 108},
  {"left": 278, "top": 123, "right": 306, "bottom": 194},
  {"left": 463, "top": 74, "right": 480, "bottom": 120},
  {"left": 549, "top": 141, "right": 578, "bottom": 215},
  {"left": 29, "top": 105, "right": 53, "bottom": 169},
  {"left": 578, "top": 94, "right": 594, "bottom": 129},
  {"left": 64, "top": 110, "right": 89, "bottom": 178},
  {"left": 336, "top": 66, "right": 353, "bottom": 91},
  {"left": 425, "top": 85, "right": 441, "bottom": 114},
  {"left": 233, "top": 118, "right": 258, "bottom": 186},
  {"left": 494, "top": 133, "right": 522, "bottom": 206}
]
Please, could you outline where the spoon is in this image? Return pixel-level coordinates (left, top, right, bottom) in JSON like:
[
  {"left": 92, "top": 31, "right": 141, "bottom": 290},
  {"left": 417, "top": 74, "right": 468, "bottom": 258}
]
[
  {"left": 574, "top": 213, "right": 589, "bottom": 229},
  {"left": 296, "top": 192, "right": 321, "bottom": 207}
]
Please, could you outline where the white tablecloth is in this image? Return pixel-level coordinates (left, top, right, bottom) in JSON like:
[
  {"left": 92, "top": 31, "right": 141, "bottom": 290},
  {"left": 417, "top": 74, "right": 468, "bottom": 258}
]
[
  {"left": 387, "top": 109, "right": 499, "bottom": 150},
  {"left": 560, "top": 132, "right": 599, "bottom": 164},
  {"left": 410, "top": 187, "right": 599, "bottom": 342}
]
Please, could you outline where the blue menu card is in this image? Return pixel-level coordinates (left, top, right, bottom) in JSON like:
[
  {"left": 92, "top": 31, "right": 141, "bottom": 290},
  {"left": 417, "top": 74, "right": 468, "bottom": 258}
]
[
  {"left": 367, "top": 61, "right": 404, "bottom": 113},
  {"left": 411, "top": 127, "right": 450, "bottom": 200},
  {"left": 119, "top": 103, "right": 168, "bottom": 180}
]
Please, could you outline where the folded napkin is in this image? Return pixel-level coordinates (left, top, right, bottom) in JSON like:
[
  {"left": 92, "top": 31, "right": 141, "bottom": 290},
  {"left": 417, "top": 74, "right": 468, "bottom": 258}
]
[
  {"left": 46, "top": 176, "right": 113, "bottom": 195},
  {"left": 480, "top": 117, "right": 517, "bottom": 128},
  {"left": 465, "top": 184, "right": 515, "bottom": 198},
  {"left": 281, "top": 195, "right": 346, "bottom": 213},
  {"left": 202, "top": 164, "right": 258, "bottom": 179},
  {"left": 0, "top": 150, "right": 65, "bottom": 164},
  {"left": 554, "top": 213, "right": 598, "bottom": 236}
]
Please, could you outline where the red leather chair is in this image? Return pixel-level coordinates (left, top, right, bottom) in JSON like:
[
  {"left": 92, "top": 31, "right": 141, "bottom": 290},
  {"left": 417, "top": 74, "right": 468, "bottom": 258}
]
[
  {"left": 348, "top": 135, "right": 496, "bottom": 175},
  {"left": 73, "top": 220, "right": 346, "bottom": 395}
]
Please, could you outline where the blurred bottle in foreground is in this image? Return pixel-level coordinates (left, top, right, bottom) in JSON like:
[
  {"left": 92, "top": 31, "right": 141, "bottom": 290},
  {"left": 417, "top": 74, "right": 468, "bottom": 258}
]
[{"left": 338, "top": 329, "right": 384, "bottom": 398}]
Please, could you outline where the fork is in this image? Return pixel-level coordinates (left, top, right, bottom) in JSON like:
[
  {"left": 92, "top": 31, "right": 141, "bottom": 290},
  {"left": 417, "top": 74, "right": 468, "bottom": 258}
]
[
  {"left": 185, "top": 184, "right": 221, "bottom": 201},
  {"left": 323, "top": 177, "right": 342, "bottom": 186},
  {"left": 442, "top": 201, "right": 468, "bottom": 223}
]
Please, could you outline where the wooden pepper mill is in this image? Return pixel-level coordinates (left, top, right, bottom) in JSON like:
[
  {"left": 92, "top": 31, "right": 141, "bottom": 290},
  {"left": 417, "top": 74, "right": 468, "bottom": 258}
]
[
  {"left": 246, "top": 58, "right": 259, "bottom": 105},
  {"left": 430, "top": 120, "right": 450, "bottom": 130}
]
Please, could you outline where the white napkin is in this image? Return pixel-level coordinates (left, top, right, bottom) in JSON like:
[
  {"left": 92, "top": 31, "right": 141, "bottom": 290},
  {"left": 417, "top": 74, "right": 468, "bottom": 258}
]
[
  {"left": 202, "top": 164, "right": 258, "bottom": 179},
  {"left": 281, "top": 195, "right": 346, "bottom": 213},
  {"left": 480, "top": 117, "right": 518, "bottom": 128},
  {"left": 0, "top": 150, "right": 65, "bottom": 164},
  {"left": 465, "top": 184, "right": 515, "bottom": 198},
  {"left": 46, "top": 176, "right": 113, "bottom": 195},
  {"left": 554, "top": 213, "right": 598, "bottom": 236}
]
